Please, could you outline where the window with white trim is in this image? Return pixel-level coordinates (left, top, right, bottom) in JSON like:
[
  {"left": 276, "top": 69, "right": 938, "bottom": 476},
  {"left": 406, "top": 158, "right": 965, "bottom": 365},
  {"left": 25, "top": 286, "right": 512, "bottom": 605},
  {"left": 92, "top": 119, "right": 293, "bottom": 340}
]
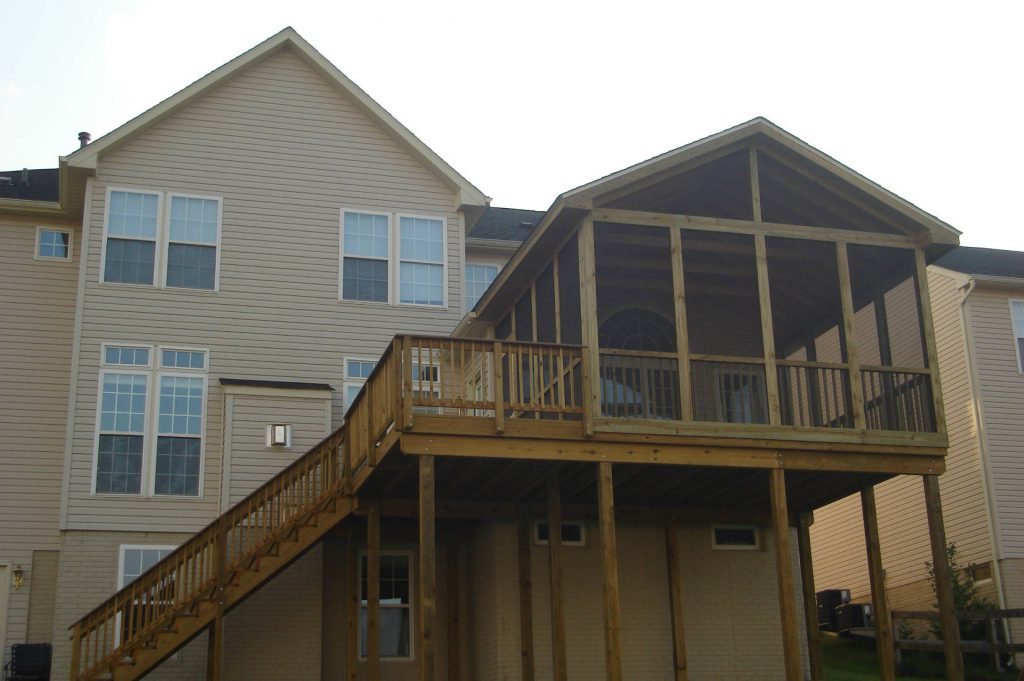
[
  {"left": 95, "top": 344, "right": 208, "bottom": 496},
  {"left": 117, "top": 545, "right": 176, "bottom": 643},
  {"left": 399, "top": 216, "right": 444, "bottom": 305},
  {"left": 344, "top": 358, "right": 377, "bottom": 410},
  {"left": 36, "top": 227, "right": 73, "bottom": 260},
  {"left": 102, "top": 188, "right": 221, "bottom": 291},
  {"left": 340, "top": 211, "right": 448, "bottom": 307},
  {"left": 359, "top": 552, "right": 412, "bottom": 659},
  {"left": 342, "top": 212, "right": 390, "bottom": 302},
  {"left": 1011, "top": 300, "right": 1024, "bottom": 373},
  {"left": 465, "top": 263, "right": 499, "bottom": 310},
  {"left": 534, "top": 520, "right": 586, "bottom": 546},
  {"left": 711, "top": 525, "right": 760, "bottom": 550}
]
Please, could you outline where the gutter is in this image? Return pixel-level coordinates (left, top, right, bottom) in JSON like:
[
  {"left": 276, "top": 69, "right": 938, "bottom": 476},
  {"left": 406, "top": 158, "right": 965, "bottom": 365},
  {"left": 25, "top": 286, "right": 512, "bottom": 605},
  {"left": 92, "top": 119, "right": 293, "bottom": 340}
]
[{"left": 958, "top": 277, "right": 1009, "bottom": 613}]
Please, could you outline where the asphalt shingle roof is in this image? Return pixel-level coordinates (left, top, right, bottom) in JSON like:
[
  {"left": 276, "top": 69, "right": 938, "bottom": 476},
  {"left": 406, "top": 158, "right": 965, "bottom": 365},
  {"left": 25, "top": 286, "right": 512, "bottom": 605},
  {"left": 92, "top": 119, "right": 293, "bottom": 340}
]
[
  {"left": 934, "top": 246, "right": 1024, "bottom": 280},
  {"left": 469, "top": 206, "right": 545, "bottom": 242},
  {"left": 0, "top": 168, "right": 59, "bottom": 202}
]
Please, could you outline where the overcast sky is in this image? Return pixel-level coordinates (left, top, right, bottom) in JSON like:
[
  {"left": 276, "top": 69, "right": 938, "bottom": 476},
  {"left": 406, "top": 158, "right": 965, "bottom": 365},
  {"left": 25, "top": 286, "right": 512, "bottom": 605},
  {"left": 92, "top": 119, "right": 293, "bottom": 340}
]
[{"left": 3, "top": 0, "right": 1021, "bottom": 249}]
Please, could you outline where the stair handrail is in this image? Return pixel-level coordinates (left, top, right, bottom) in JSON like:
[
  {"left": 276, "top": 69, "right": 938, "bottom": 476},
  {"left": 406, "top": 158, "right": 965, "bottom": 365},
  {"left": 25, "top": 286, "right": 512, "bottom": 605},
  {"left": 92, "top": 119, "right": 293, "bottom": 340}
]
[{"left": 68, "top": 424, "right": 347, "bottom": 679}]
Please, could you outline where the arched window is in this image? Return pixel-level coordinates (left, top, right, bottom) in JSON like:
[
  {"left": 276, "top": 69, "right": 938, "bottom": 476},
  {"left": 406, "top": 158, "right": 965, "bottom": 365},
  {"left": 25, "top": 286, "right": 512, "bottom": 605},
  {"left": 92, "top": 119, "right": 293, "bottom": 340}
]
[{"left": 598, "top": 308, "right": 676, "bottom": 352}]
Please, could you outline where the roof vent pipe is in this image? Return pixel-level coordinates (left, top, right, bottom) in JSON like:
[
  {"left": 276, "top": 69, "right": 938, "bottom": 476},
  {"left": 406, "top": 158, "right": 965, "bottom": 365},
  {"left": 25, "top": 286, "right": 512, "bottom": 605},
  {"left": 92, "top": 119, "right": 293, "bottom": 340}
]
[
  {"left": 21, "top": 168, "right": 28, "bottom": 186},
  {"left": 78, "top": 131, "right": 91, "bottom": 148}
]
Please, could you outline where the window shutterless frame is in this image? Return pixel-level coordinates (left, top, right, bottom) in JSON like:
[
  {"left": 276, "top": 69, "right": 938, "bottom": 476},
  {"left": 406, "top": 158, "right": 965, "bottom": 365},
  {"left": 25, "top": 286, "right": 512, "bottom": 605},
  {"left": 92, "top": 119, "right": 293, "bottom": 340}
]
[
  {"left": 34, "top": 226, "right": 74, "bottom": 262},
  {"left": 357, "top": 549, "right": 415, "bottom": 662},
  {"left": 710, "top": 524, "right": 761, "bottom": 550},
  {"left": 1009, "top": 299, "right": 1024, "bottom": 374},
  {"left": 163, "top": 192, "right": 223, "bottom": 292},
  {"left": 343, "top": 356, "right": 379, "bottom": 410},
  {"left": 100, "top": 186, "right": 222, "bottom": 292},
  {"left": 339, "top": 208, "right": 393, "bottom": 304},
  {"left": 338, "top": 209, "right": 450, "bottom": 308},
  {"left": 91, "top": 343, "right": 209, "bottom": 498},
  {"left": 396, "top": 213, "right": 448, "bottom": 308}
]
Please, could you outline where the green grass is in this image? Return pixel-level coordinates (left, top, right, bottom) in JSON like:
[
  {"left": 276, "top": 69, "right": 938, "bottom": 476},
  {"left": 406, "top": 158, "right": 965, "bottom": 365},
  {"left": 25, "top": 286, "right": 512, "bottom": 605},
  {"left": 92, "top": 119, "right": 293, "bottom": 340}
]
[{"left": 822, "top": 634, "right": 1017, "bottom": 681}]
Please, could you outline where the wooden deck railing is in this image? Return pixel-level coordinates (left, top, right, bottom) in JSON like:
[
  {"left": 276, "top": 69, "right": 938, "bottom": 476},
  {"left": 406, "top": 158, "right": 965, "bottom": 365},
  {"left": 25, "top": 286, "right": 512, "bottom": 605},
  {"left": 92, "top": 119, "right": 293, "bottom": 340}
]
[
  {"left": 777, "top": 360, "right": 852, "bottom": 429},
  {"left": 68, "top": 427, "right": 346, "bottom": 680},
  {"left": 862, "top": 367, "right": 936, "bottom": 433},
  {"left": 891, "top": 608, "right": 1024, "bottom": 672}
]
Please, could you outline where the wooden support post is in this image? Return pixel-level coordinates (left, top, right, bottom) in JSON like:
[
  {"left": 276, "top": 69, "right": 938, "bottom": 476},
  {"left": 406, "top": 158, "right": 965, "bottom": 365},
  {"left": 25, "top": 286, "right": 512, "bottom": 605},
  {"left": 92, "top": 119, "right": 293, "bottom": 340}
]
[
  {"left": 445, "top": 531, "right": 461, "bottom": 681},
  {"left": 367, "top": 501, "right": 381, "bottom": 681},
  {"left": 493, "top": 340, "right": 505, "bottom": 434},
  {"left": 597, "top": 462, "right": 623, "bottom": 681},
  {"left": 547, "top": 477, "right": 568, "bottom": 681},
  {"left": 836, "top": 241, "right": 866, "bottom": 429},
  {"left": 70, "top": 622, "right": 82, "bottom": 680},
  {"left": 517, "top": 515, "right": 536, "bottom": 681},
  {"left": 923, "top": 475, "right": 963, "bottom": 680},
  {"left": 914, "top": 249, "right": 947, "bottom": 434},
  {"left": 861, "top": 487, "right": 896, "bottom": 681},
  {"left": 664, "top": 516, "right": 689, "bottom": 681},
  {"left": 420, "top": 456, "right": 437, "bottom": 681},
  {"left": 749, "top": 147, "right": 763, "bottom": 223},
  {"left": 346, "top": 524, "right": 359, "bottom": 681},
  {"left": 769, "top": 469, "right": 802, "bottom": 681},
  {"left": 669, "top": 228, "right": 693, "bottom": 421},
  {"left": 403, "top": 337, "right": 414, "bottom": 431},
  {"left": 577, "top": 218, "right": 601, "bottom": 430},
  {"left": 207, "top": 516, "right": 228, "bottom": 681},
  {"left": 797, "top": 513, "right": 824, "bottom": 681},
  {"left": 755, "top": 234, "right": 781, "bottom": 424}
]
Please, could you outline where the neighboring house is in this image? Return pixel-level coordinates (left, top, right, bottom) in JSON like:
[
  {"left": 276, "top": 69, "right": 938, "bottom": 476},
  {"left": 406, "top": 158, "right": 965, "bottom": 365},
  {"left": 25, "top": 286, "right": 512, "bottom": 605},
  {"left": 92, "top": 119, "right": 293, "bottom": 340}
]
[
  {"left": 0, "top": 28, "right": 971, "bottom": 681},
  {"left": 811, "top": 247, "right": 1024, "bottom": 632}
]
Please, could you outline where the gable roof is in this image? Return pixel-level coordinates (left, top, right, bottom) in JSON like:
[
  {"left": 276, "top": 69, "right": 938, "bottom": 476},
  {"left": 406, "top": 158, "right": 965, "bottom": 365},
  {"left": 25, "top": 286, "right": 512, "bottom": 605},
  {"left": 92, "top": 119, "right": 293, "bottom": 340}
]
[
  {"left": 563, "top": 117, "right": 959, "bottom": 246},
  {"left": 934, "top": 246, "right": 1024, "bottom": 280},
  {"left": 64, "top": 27, "right": 489, "bottom": 211},
  {"left": 468, "top": 207, "right": 545, "bottom": 242}
]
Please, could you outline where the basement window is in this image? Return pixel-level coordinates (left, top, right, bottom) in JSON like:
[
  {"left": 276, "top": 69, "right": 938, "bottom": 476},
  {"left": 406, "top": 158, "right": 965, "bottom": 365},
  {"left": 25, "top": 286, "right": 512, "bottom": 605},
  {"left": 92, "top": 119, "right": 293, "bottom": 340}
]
[
  {"left": 711, "top": 525, "right": 760, "bottom": 550},
  {"left": 534, "top": 521, "right": 585, "bottom": 546}
]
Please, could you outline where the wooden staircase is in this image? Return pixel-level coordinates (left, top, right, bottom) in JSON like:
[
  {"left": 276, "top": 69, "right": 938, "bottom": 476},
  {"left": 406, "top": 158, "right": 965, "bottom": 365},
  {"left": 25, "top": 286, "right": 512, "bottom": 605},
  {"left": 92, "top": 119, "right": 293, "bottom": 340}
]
[{"left": 68, "top": 427, "right": 354, "bottom": 681}]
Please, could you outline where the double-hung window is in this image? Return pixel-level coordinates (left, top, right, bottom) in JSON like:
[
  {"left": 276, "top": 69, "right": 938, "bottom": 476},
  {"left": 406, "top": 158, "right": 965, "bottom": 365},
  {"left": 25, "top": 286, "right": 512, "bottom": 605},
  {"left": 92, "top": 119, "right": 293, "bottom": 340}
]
[
  {"left": 359, "top": 552, "right": 412, "bottom": 659},
  {"left": 398, "top": 216, "right": 445, "bottom": 305},
  {"left": 117, "top": 545, "right": 176, "bottom": 642},
  {"left": 340, "top": 211, "right": 447, "bottom": 307},
  {"left": 342, "top": 212, "right": 390, "bottom": 302},
  {"left": 102, "top": 188, "right": 221, "bottom": 291},
  {"left": 465, "top": 263, "right": 499, "bottom": 310},
  {"left": 1012, "top": 300, "right": 1024, "bottom": 373},
  {"left": 95, "top": 344, "right": 208, "bottom": 497}
]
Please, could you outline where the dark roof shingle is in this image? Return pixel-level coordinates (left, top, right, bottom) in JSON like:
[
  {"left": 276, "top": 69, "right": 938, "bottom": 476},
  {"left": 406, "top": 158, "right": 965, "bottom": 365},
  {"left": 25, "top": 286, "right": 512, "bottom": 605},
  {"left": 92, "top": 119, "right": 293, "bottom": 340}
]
[
  {"left": 469, "top": 206, "right": 545, "bottom": 242},
  {"left": 934, "top": 246, "right": 1024, "bottom": 279},
  {"left": 0, "top": 168, "right": 59, "bottom": 202}
]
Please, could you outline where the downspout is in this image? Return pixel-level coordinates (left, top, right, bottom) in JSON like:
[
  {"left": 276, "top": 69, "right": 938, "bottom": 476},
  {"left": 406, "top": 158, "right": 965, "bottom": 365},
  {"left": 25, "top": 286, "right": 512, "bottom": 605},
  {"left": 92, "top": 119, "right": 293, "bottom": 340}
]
[{"left": 959, "top": 279, "right": 1010, "bottom": 618}]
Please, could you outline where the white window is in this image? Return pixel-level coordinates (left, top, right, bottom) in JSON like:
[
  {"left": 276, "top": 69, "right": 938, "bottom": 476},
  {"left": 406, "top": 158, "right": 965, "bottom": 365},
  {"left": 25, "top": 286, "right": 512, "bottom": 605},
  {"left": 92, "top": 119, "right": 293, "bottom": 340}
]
[
  {"left": 711, "top": 525, "right": 760, "bottom": 550},
  {"left": 344, "top": 358, "right": 377, "bottom": 410},
  {"left": 102, "top": 188, "right": 221, "bottom": 291},
  {"left": 1011, "top": 300, "right": 1024, "bottom": 373},
  {"left": 398, "top": 216, "right": 445, "bottom": 306},
  {"left": 359, "top": 552, "right": 413, "bottom": 659},
  {"left": 339, "top": 210, "right": 448, "bottom": 307},
  {"left": 465, "top": 263, "right": 499, "bottom": 310},
  {"left": 534, "top": 521, "right": 586, "bottom": 546},
  {"left": 35, "top": 227, "right": 73, "bottom": 261},
  {"left": 94, "top": 344, "right": 208, "bottom": 497},
  {"left": 117, "top": 545, "right": 176, "bottom": 644}
]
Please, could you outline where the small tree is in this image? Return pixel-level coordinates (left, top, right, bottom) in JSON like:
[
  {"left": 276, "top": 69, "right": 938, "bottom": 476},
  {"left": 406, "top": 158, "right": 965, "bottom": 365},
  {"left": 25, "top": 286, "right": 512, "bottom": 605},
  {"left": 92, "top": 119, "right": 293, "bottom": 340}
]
[{"left": 925, "top": 542, "right": 995, "bottom": 641}]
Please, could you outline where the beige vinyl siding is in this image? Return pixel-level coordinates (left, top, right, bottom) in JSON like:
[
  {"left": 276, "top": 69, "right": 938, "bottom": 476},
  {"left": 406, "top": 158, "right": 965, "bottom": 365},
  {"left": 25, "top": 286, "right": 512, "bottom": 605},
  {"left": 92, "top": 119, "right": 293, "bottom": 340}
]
[
  {"left": 967, "top": 286, "right": 1024, "bottom": 558},
  {"left": 226, "top": 393, "right": 330, "bottom": 505},
  {"left": 0, "top": 218, "right": 79, "bottom": 653},
  {"left": 811, "top": 269, "right": 993, "bottom": 604},
  {"left": 65, "top": 46, "right": 469, "bottom": 532}
]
